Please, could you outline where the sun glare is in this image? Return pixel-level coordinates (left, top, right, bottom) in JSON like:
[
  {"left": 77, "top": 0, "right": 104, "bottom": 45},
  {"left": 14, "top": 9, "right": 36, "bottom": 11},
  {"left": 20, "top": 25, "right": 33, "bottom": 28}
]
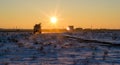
[{"left": 51, "top": 17, "right": 57, "bottom": 24}]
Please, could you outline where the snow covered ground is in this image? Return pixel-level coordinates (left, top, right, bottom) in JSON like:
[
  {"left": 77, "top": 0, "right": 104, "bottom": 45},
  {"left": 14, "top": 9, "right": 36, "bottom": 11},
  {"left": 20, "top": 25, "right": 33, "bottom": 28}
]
[{"left": 0, "top": 31, "right": 120, "bottom": 65}]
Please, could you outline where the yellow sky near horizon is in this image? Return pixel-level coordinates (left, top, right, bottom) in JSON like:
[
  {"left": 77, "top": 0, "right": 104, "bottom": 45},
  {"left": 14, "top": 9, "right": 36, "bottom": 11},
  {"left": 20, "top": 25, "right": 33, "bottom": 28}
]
[{"left": 0, "top": 0, "right": 120, "bottom": 29}]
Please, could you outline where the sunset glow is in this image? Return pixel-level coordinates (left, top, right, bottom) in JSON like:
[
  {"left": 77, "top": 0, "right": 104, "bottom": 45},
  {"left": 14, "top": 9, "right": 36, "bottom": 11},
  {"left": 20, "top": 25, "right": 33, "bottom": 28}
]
[
  {"left": 50, "top": 17, "right": 57, "bottom": 24},
  {"left": 0, "top": 0, "right": 120, "bottom": 29}
]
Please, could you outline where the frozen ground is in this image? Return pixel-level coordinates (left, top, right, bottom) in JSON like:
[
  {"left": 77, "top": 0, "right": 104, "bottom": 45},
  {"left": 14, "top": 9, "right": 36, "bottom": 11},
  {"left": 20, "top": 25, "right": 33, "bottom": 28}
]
[{"left": 0, "top": 31, "right": 120, "bottom": 65}]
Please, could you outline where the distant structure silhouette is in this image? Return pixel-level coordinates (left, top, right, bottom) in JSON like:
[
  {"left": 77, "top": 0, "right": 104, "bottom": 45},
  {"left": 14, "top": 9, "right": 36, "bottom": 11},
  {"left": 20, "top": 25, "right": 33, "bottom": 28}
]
[
  {"left": 33, "top": 23, "right": 41, "bottom": 34},
  {"left": 67, "top": 26, "right": 74, "bottom": 32}
]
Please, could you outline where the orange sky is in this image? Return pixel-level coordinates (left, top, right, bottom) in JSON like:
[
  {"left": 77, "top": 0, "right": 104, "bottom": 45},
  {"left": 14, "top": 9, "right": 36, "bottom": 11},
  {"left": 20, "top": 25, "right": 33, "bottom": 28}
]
[{"left": 0, "top": 0, "right": 120, "bottom": 29}]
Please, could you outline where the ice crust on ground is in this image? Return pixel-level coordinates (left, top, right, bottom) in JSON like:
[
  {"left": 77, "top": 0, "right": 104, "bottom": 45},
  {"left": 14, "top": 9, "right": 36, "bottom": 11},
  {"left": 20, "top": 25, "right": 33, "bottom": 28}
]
[{"left": 0, "top": 31, "right": 120, "bottom": 65}]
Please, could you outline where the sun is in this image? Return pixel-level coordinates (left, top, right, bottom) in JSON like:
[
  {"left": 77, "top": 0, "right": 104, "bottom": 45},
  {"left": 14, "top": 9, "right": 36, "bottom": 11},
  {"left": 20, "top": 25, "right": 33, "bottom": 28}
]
[{"left": 50, "top": 17, "right": 57, "bottom": 24}]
